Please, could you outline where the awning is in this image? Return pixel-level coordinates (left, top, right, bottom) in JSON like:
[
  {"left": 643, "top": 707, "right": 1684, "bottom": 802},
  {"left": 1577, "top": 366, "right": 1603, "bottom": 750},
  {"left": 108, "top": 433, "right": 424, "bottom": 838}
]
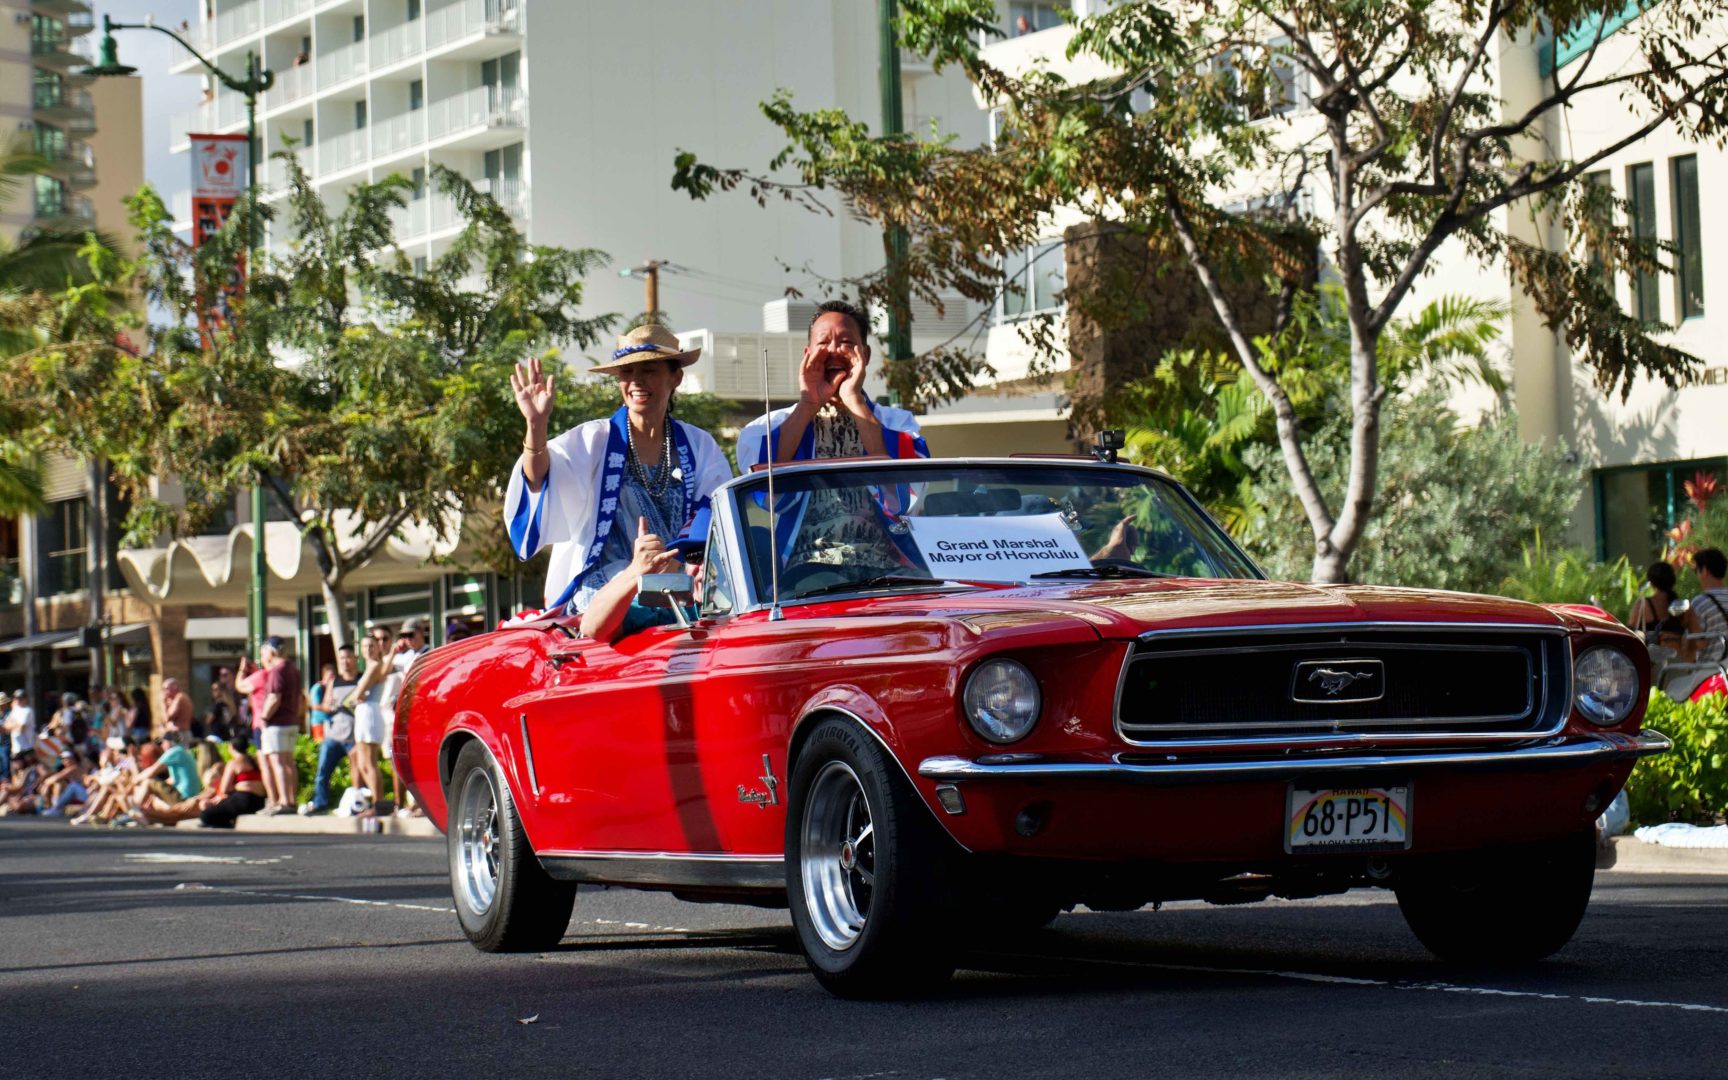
[
  {"left": 0, "top": 629, "right": 78, "bottom": 653},
  {"left": 49, "top": 623, "right": 151, "bottom": 649},
  {"left": 184, "top": 616, "right": 299, "bottom": 641}
]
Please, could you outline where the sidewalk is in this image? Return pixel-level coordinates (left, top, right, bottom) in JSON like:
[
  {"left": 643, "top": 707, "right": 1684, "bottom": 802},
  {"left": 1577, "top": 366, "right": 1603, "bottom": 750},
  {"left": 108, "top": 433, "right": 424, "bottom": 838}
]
[
  {"left": 231, "top": 812, "right": 440, "bottom": 839},
  {"left": 1603, "top": 835, "right": 1728, "bottom": 875}
]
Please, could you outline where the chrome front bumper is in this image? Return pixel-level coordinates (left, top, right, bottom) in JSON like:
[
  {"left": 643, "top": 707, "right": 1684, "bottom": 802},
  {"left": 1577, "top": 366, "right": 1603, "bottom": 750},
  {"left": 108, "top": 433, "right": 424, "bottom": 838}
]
[{"left": 918, "top": 730, "right": 1672, "bottom": 785}]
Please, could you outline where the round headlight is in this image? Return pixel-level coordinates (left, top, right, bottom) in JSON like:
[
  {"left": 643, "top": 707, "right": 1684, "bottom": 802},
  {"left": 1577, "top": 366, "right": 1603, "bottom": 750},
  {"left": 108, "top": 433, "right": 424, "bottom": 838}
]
[
  {"left": 1574, "top": 647, "right": 1639, "bottom": 726},
  {"left": 963, "top": 658, "right": 1041, "bottom": 744}
]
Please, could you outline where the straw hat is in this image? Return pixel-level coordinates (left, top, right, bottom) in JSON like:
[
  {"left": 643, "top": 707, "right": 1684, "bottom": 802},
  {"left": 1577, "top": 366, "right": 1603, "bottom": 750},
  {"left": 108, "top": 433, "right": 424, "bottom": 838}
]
[{"left": 590, "top": 324, "right": 702, "bottom": 375}]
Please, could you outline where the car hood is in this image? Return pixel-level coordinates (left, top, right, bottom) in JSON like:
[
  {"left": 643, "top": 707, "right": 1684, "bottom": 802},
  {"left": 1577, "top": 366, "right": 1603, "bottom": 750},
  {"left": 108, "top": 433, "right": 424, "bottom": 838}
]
[{"left": 867, "top": 578, "right": 1569, "bottom": 640}]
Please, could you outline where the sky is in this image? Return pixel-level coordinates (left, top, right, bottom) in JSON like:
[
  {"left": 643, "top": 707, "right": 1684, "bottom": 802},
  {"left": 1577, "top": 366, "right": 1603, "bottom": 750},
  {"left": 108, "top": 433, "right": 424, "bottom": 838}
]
[{"left": 98, "top": 0, "right": 203, "bottom": 211}]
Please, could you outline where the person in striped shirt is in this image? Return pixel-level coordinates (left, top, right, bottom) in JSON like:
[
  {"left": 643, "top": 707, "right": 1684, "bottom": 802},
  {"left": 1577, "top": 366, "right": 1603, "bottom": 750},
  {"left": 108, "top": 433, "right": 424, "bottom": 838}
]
[{"left": 1683, "top": 547, "right": 1728, "bottom": 665}]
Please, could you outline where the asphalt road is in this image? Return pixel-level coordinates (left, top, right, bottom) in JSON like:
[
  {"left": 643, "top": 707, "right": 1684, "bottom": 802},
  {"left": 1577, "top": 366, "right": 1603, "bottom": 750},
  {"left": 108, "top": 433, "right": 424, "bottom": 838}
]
[{"left": 4, "top": 819, "right": 1726, "bottom": 1079}]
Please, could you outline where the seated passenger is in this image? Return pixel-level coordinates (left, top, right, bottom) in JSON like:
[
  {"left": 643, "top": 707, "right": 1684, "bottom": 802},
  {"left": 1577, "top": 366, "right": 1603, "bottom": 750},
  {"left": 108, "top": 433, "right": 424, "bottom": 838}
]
[{"left": 579, "top": 517, "right": 697, "bottom": 644}]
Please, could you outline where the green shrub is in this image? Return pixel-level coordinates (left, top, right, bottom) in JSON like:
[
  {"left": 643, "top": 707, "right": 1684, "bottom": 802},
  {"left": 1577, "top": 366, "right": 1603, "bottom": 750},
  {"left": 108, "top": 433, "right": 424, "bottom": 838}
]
[
  {"left": 1624, "top": 690, "right": 1728, "bottom": 825},
  {"left": 1496, "top": 529, "right": 1642, "bottom": 622},
  {"left": 291, "top": 734, "right": 394, "bottom": 808}
]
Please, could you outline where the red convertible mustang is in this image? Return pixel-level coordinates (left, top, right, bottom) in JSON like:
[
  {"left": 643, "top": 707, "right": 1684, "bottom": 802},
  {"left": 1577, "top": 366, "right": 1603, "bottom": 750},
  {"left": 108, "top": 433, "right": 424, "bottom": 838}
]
[{"left": 394, "top": 457, "right": 1668, "bottom": 997}]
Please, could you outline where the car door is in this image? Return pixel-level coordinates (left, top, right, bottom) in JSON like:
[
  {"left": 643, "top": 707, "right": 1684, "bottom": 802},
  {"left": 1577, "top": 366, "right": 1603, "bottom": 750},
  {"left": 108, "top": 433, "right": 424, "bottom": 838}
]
[{"left": 517, "top": 614, "right": 722, "bottom": 856}]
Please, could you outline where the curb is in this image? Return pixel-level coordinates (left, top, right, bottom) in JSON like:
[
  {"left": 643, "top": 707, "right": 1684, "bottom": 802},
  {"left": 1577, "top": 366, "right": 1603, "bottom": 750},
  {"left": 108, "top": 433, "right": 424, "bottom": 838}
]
[
  {"left": 1602, "top": 835, "right": 1728, "bottom": 875},
  {"left": 229, "top": 813, "right": 441, "bottom": 839}
]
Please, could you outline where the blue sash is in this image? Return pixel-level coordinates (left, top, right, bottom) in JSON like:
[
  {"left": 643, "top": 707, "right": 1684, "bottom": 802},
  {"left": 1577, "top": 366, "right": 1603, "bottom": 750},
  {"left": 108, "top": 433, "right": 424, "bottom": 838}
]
[{"left": 549, "top": 407, "right": 710, "bottom": 611}]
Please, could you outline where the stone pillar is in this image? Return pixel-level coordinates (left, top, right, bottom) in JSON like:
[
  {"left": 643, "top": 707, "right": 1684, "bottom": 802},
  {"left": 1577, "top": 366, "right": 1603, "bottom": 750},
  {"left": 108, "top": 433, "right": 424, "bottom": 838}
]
[{"left": 150, "top": 606, "right": 192, "bottom": 698}]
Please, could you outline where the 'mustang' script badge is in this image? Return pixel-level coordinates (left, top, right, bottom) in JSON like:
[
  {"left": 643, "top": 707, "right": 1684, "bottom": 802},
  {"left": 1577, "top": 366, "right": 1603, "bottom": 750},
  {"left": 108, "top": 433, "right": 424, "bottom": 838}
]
[{"left": 906, "top": 512, "right": 1092, "bottom": 581}]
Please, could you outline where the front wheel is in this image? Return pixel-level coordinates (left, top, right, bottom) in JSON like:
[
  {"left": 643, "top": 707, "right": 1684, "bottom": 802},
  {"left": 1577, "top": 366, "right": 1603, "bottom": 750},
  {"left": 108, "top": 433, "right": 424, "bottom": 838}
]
[
  {"left": 786, "top": 717, "right": 955, "bottom": 999},
  {"left": 1395, "top": 828, "right": 1597, "bottom": 964},
  {"left": 447, "top": 740, "right": 575, "bottom": 952}
]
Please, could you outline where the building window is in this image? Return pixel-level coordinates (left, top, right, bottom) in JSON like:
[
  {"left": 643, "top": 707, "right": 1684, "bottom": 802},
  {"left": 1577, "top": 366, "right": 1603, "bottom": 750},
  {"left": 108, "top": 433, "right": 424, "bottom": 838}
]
[
  {"left": 33, "top": 69, "right": 63, "bottom": 109},
  {"left": 482, "top": 51, "right": 521, "bottom": 105},
  {"left": 40, "top": 497, "right": 87, "bottom": 596},
  {"left": 407, "top": 0, "right": 422, "bottom": 21},
  {"left": 1672, "top": 154, "right": 1704, "bottom": 320},
  {"left": 1583, "top": 170, "right": 1610, "bottom": 284},
  {"left": 353, "top": 15, "right": 366, "bottom": 42},
  {"left": 302, "top": 117, "right": 315, "bottom": 146},
  {"left": 998, "top": 240, "right": 1066, "bottom": 321},
  {"left": 411, "top": 165, "right": 426, "bottom": 200},
  {"left": 412, "top": 255, "right": 428, "bottom": 275},
  {"left": 409, "top": 78, "right": 424, "bottom": 111},
  {"left": 1007, "top": 0, "right": 1065, "bottom": 35},
  {"left": 1596, "top": 459, "right": 1728, "bottom": 565},
  {"left": 1627, "top": 162, "right": 1659, "bottom": 322},
  {"left": 354, "top": 100, "right": 368, "bottom": 129},
  {"left": 33, "top": 175, "right": 64, "bottom": 217}
]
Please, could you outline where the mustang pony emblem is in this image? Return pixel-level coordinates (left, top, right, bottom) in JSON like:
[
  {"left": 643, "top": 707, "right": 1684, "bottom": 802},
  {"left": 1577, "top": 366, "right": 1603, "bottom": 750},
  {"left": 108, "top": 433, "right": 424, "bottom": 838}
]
[
  {"left": 1308, "top": 667, "right": 1376, "bottom": 696},
  {"left": 737, "top": 755, "right": 780, "bottom": 808}
]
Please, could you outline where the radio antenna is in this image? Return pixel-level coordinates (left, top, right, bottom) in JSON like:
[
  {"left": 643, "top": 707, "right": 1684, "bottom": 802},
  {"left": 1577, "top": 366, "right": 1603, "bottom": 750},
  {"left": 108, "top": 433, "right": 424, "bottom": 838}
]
[{"left": 762, "top": 348, "right": 783, "bottom": 622}]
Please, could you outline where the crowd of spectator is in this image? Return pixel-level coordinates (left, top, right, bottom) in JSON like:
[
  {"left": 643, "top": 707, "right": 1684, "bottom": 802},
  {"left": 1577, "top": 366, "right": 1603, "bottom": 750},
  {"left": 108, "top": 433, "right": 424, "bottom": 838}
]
[{"left": 0, "top": 618, "right": 432, "bottom": 827}]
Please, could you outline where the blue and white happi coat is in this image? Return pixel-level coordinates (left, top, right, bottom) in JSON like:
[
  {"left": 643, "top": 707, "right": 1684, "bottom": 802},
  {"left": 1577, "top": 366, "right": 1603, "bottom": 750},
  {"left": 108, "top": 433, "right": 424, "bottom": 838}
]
[{"left": 505, "top": 407, "right": 733, "bottom": 612}]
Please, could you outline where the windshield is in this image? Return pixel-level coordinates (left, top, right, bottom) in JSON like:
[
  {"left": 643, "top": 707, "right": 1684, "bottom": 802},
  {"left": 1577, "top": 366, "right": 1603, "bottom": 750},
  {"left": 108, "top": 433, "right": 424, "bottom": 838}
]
[{"left": 732, "top": 463, "right": 1261, "bottom": 603}]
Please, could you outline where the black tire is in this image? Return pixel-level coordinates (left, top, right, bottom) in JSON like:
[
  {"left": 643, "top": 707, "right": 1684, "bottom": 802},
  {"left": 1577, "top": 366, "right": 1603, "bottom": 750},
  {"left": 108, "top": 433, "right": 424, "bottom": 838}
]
[
  {"left": 786, "top": 717, "right": 956, "bottom": 999},
  {"left": 1395, "top": 828, "right": 1597, "bottom": 964},
  {"left": 446, "top": 740, "right": 575, "bottom": 952}
]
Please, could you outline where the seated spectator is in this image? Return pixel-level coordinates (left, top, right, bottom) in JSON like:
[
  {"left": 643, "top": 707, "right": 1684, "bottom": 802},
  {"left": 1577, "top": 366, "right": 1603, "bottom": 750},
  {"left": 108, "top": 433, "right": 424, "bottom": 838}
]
[
  {"left": 198, "top": 737, "right": 268, "bottom": 828},
  {"left": 1, "top": 755, "right": 44, "bottom": 816},
  {"left": 136, "top": 741, "right": 225, "bottom": 827},
  {"left": 71, "top": 742, "right": 141, "bottom": 826},
  {"left": 40, "top": 748, "right": 91, "bottom": 817},
  {"left": 128, "top": 736, "right": 203, "bottom": 824}
]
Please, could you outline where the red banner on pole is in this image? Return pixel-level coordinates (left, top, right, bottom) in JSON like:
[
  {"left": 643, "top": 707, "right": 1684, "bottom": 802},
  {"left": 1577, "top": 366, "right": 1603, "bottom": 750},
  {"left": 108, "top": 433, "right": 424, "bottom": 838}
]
[{"left": 189, "top": 133, "right": 250, "bottom": 343}]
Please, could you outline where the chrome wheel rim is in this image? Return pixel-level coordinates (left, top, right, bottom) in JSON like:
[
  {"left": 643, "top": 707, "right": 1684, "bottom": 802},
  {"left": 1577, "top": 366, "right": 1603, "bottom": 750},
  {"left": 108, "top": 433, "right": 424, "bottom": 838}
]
[
  {"left": 455, "top": 767, "right": 501, "bottom": 916},
  {"left": 800, "top": 761, "right": 875, "bottom": 952}
]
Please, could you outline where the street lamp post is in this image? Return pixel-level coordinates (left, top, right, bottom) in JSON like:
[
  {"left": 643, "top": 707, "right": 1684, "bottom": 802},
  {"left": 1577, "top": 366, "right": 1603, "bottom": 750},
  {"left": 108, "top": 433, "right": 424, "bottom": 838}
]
[{"left": 84, "top": 16, "right": 276, "bottom": 657}]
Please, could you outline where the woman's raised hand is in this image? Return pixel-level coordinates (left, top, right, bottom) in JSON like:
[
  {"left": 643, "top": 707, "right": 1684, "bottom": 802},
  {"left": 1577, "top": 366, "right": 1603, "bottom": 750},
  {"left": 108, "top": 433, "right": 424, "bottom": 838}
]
[
  {"left": 629, "top": 516, "right": 681, "bottom": 578},
  {"left": 511, "top": 355, "right": 557, "bottom": 433}
]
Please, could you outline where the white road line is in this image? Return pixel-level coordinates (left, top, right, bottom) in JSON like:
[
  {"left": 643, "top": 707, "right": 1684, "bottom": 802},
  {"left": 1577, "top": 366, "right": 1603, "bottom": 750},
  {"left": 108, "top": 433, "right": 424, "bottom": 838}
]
[
  {"left": 174, "top": 882, "right": 454, "bottom": 913},
  {"left": 1000, "top": 953, "right": 1728, "bottom": 1016},
  {"left": 172, "top": 883, "right": 694, "bottom": 932},
  {"left": 128, "top": 853, "right": 293, "bottom": 866}
]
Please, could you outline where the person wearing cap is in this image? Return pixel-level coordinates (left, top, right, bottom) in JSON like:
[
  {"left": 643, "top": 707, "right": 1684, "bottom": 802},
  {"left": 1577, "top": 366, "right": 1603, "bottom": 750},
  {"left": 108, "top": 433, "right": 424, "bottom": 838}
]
[
  {"left": 253, "top": 636, "right": 304, "bottom": 816},
  {"left": 505, "top": 324, "right": 733, "bottom": 616}
]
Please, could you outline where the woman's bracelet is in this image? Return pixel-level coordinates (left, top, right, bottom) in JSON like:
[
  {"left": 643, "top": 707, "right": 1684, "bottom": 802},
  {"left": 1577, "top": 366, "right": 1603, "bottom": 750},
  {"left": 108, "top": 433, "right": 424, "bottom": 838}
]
[{"left": 523, "top": 441, "right": 548, "bottom": 455}]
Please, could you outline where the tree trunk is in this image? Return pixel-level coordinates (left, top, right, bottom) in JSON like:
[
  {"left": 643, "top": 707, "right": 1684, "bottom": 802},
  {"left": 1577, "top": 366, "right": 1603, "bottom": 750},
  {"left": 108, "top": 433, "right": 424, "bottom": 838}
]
[
  {"left": 1311, "top": 319, "right": 1384, "bottom": 585},
  {"left": 319, "top": 575, "right": 351, "bottom": 652}
]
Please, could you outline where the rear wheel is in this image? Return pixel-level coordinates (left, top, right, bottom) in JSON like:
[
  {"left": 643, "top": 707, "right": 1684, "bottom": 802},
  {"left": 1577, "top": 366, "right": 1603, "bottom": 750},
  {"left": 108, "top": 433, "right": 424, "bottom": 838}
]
[
  {"left": 447, "top": 740, "right": 575, "bottom": 952},
  {"left": 1395, "top": 828, "right": 1597, "bottom": 964},
  {"left": 787, "top": 717, "right": 955, "bottom": 999}
]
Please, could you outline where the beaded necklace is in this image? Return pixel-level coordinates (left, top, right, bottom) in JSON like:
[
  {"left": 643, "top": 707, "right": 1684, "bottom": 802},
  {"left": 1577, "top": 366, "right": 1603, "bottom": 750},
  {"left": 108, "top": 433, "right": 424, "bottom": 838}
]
[{"left": 626, "top": 423, "right": 677, "bottom": 497}]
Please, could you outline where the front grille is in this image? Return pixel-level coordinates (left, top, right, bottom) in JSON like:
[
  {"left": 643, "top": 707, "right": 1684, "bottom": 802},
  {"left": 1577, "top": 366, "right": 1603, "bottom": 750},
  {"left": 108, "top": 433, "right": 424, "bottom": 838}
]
[{"left": 1115, "top": 625, "right": 1567, "bottom": 743}]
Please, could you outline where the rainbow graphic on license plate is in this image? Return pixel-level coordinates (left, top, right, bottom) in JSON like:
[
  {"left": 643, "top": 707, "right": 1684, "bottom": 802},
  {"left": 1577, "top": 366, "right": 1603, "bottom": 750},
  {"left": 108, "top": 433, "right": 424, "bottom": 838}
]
[{"left": 1287, "top": 785, "right": 1411, "bottom": 851}]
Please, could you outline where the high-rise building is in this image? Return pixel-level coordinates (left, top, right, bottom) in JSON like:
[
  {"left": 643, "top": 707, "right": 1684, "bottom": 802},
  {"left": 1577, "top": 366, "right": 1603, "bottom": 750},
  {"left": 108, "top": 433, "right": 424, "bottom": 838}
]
[
  {"left": 0, "top": 1, "right": 101, "bottom": 238},
  {"left": 170, "top": 0, "right": 987, "bottom": 339}
]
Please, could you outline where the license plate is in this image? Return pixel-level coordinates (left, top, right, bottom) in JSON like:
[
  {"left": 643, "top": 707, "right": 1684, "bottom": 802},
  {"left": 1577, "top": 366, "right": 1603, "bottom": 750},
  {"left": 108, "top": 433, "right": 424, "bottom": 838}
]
[{"left": 1286, "top": 784, "right": 1411, "bottom": 852}]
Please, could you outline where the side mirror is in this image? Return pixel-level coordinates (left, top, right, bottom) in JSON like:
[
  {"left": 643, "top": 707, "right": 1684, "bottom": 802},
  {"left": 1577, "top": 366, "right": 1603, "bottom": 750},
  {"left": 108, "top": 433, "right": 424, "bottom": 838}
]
[{"left": 637, "top": 573, "right": 696, "bottom": 629}]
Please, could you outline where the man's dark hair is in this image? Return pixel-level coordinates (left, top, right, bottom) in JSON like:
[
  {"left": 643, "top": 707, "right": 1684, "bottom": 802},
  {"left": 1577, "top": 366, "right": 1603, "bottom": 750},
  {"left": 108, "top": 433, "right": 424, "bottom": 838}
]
[
  {"left": 337, "top": 644, "right": 355, "bottom": 654},
  {"left": 1694, "top": 548, "right": 1727, "bottom": 580},
  {"left": 1646, "top": 560, "right": 1677, "bottom": 594},
  {"left": 808, "top": 299, "right": 870, "bottom": 348}
]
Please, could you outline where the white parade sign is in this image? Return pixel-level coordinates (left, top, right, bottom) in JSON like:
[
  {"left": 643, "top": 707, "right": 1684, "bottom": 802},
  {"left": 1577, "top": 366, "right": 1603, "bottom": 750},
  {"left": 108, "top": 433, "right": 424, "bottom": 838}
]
[
  {"left": 190, "top": 134, "right": 249, "bottom": 200},
  {"left": 906, "top": 512, "right": 1092, "bottom": 580}
]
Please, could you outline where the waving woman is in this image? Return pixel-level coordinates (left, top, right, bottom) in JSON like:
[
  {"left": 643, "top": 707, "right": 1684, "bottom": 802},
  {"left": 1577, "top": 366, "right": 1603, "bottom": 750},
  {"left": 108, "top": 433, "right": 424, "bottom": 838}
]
[{"left": 505, "top": 325, "right": 732, "bottom": 615}]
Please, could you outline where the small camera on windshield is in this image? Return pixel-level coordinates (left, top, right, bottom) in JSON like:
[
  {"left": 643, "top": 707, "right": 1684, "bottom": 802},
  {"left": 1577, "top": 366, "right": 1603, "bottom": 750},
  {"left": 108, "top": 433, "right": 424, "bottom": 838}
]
[{"left": 1092, "top": 429, "right": 1125, "bottom": 463}]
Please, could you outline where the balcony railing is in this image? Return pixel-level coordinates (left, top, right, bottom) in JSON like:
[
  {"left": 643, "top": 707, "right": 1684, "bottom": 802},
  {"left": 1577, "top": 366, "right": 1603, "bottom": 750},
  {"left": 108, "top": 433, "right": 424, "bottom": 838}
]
[
  {"left": 372, "top": 20, "right": 424, "bottom": 68},
  {"left": 316, "top": 38, "right": 368, "bottom": 87},
  {"left": 426, "top": 0, "right": 522, "bottom": 50},
  {"left": 426, "top": 85, "right": 524, "bottom": 141},
  {"left": 262, "top": 0, "right": 308, "bottom": 28},
  {"left": 33, "top": 87, "right": 95, "bottom": 115},
  {"left": 372, "top": 109, "right": 427, "bottom": 157},
  {"left": 318, "top": 128, "right": 368, "bottom": 174},
  {"left": 215, "top": 0, "right": 262, "bottom": 45},
  {"left": 266, "top": 62, "right": 314, "bottom": 109}
]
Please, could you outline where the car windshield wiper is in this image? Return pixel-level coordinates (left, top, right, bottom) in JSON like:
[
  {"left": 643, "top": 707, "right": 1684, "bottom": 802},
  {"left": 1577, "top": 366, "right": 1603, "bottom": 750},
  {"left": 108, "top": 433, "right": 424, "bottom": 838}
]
[
  {"left": 787, "top": 574, "right": 952, "bottom": 601},
  {"left": 1031, "top": 564, "right": 1172, "bottom": 580}
]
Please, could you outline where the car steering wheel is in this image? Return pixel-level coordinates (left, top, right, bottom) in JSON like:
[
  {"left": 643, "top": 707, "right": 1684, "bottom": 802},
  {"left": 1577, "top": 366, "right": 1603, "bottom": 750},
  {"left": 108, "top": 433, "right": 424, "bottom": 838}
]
[{"left": 779, "top": 561, "right": 850, "bottom": 595}]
